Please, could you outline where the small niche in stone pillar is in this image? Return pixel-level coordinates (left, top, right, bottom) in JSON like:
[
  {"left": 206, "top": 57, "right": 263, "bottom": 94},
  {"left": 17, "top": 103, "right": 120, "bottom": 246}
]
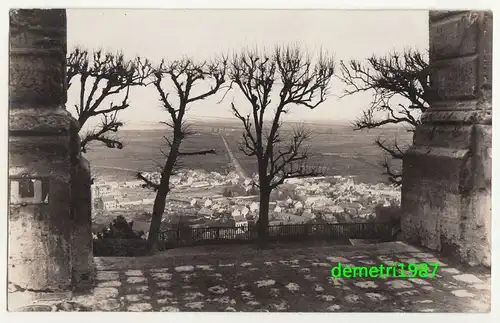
[{"left": 10, "top": 177, "right": 50, "bottom": 205}]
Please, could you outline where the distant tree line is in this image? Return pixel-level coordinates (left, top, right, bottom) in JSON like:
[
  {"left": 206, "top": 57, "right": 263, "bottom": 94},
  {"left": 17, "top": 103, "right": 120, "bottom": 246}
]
[{"left": 68, "top": 45, "right": 428, "bottom": 252}]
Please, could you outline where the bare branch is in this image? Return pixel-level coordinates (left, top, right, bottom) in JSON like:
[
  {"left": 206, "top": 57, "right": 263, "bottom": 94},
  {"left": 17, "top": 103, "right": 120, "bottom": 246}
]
[
  {"left": 80, "top": 112, "right": 123, "bottom": 153},
  {"left": 338, "top": 49, "right": 429, "bottom": 130},
  {"left": 67, "top": 47, "right": 153, "bottom": 152},
  {"left": 337, "top": 49, "right": 430, "bottom": 185},
  {"left": 137, "top": 172, "right": 160, "bottom": 191},
  {"left": 276, "top": 46, "right": 335, "bottom": 109}
]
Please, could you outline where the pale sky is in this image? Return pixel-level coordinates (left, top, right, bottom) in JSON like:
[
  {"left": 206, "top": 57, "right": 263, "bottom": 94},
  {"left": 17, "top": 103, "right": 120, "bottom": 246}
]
[{"left": 66, "top": 9, "right": 429, "bottom": 129}]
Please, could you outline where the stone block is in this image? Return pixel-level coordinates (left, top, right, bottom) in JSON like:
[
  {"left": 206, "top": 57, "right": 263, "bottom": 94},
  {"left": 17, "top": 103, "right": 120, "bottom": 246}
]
[
  {"left": 402, "top": 175, "right": 465, "bottom": 254},
  {"left": 401, "top": 185, "right": 441, "bottom": 250},
  {"left": 9, "top": 9, "right": 67, "bottom": 107},
  {"left": 9, "top": 107, "right": 79, "bottom": 133},
  {"left": 402, "top": 144, "right": 476, "bottom": 254},
  {"left": 9, "top": 196, "right": 72, "bottom": 290},
  {"left": 9, "top": 55, "right": 66, "bottom": 106},
  {"left": 9, "top": 137, "right": 73, "bottom": 168},
  {"left": 9, "top": 26, "right": 66, "bottom": 52},
  {"left": 430, "top": 13, "right": 479, "bottom": 60},
  {"left": 420, "top": 109, "right": 491, "bottom": 124},
  {"left": 413, "top": 124, "right": 473, "bottom": 149},
  {"left": 403, "top": 146, "right": 471, "bottom": 193},
  {"left": 10, "top": 9, "right": 66, "bottom": 29},
  {"left": 430, "top": 56, "right": 478, "bottom": 101}
]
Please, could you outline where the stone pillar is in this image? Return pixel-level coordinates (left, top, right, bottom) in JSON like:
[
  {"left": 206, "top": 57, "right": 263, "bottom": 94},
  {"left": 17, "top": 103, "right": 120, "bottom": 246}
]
[
  {"left": 8, "top": 9, "right": 78, "bottom": 303},
  {"left": 71, "top": 155, "right": 94, "bottom": 287},
  {"left": 402, "top": 11, "right": 492, "bottom": 266}
]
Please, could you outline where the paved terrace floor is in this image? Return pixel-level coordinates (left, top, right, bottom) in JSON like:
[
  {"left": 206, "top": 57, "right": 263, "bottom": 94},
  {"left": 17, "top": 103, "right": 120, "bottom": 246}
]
[{"left": 9, "top": 242, "right": 490, "bottom": 312}]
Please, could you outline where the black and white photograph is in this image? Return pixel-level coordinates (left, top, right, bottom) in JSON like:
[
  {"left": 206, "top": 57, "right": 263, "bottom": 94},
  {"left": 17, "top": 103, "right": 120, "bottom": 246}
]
[{"left": 5, "top": 2, "right": 494, "bottom": 315}]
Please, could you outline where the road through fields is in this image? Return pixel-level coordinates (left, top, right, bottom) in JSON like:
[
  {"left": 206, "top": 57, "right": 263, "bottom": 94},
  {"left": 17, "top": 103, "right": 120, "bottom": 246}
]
[{"left": 220, "top": 134, "right": 247, "bottom": 179}]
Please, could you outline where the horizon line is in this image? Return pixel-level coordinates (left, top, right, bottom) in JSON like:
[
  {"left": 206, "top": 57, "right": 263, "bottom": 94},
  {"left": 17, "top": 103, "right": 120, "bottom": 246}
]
[{"left": 121, "top": 117, "right": 357, "bottom": 127}]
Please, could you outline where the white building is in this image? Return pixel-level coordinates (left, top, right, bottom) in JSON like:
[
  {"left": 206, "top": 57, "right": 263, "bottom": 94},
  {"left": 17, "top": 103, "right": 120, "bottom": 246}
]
[
  {"left": 126, "top": 180, "right": 144, "bottom": 188},
  {"left": 211, "top": 203, "right": 222, "bottom": 210},
  {"left": 305, "top": 196, "right": 332, "bottom": 208},
  {"left": 249, "top": 202, "right": 259, "bottom": 213},
  {"left": 204, "top": 199, "right": 213, "bottom": 208},
  {"left": 102, "top": 196, "right": 118, "bottom": 210},
  {"left": 328, "top": 205, "right": 344, "bottom": 214},
  {"left": 118, "top": 197, "right": 142, "bottom": 206},
  {"left": 170, "top": 176, "right": 182, "bottom": 185},
  {"left": 233, "top": 215, "right": 248, "bottom": 228},
  {"left": 92, "top": 185, "right": 100, "bottom": 199},
  {"left": 97, "top": 184, "right": 112, "bottom": 195},
  {"left": 293, "top": 201, "right": 304, "bottom": 210}
]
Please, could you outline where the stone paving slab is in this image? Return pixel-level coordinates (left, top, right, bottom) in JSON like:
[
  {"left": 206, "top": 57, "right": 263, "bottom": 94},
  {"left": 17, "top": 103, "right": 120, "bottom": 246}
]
[{"left": 62, "top": 248, "right": 490, "bottom": 312}]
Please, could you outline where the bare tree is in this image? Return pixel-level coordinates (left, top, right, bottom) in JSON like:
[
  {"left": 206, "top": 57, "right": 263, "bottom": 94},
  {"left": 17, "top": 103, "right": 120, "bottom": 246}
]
[
  {"left": 228, "top": 46, "right": 335, "bottom": 247},
  {"left": 337, "top": 49, "right": 431, "bottom": 184},
  {"left": 66, "top": 47, "right": 151, "bottom": 153},
  {"left": 138, "top": 57, "right": 227, "bottom": 253}
]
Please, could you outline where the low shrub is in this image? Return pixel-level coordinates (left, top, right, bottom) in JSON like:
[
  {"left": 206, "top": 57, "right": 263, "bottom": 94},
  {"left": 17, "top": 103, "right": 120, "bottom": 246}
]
[
  {"left": 373, "top": 202, "right": 401, "bottom": 223},
  {"left": 93, "top": 215, "right": 146, "bottom": 256}
]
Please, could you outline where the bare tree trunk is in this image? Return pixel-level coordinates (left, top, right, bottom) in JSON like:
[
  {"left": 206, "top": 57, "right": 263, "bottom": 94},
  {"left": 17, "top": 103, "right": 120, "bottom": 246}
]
[
  {"left": 145, "top": 186, "right": 169, "bottom": 253},
  {"left": 257, "top": 187, "right": 271, "bottom": 249}
]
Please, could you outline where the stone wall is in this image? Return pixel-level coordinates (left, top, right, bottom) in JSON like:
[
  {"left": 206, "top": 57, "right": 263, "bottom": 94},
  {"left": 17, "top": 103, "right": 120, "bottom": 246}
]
[{"left": 402, "top": 11, "right": 492, "bottom": 266}]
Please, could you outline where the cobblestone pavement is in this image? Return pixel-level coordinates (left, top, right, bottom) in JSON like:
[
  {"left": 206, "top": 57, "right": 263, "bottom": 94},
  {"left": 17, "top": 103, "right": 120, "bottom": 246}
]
[{"left": 54, "top": 247, "right": 490, "bottom": 312}]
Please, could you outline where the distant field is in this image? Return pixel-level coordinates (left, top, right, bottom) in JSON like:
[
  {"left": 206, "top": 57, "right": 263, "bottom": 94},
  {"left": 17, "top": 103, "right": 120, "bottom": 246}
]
[
  {"left": 224, "top": 124, "right": 411, "bottom": 184},
  {"left": 86, "top": 129, "right": 231, "bottom": 180},
  {"left": 84, "top": 122, "right": 412, "bottom": 185}
]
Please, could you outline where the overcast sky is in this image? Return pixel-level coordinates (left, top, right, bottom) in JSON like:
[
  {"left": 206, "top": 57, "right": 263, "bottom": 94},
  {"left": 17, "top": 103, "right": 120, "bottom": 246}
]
[{"left": 66, "top": 9, "right": 428, "bottom": 129}]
